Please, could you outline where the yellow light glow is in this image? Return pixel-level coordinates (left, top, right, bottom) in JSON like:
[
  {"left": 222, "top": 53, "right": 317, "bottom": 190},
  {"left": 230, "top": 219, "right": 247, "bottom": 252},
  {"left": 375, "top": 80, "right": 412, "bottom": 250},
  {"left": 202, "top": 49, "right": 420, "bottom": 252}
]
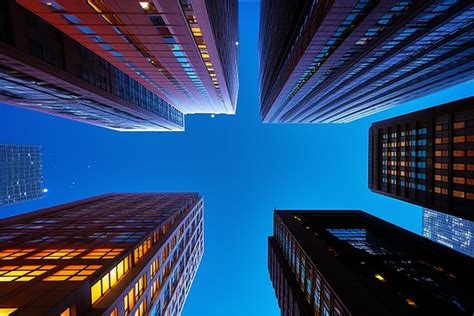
[
  {"left": 201, "top": 53, "right": 210, "bottom": 58},
  {"left": 139, "top": 2, "right": 150, "bottom": 10},
  {"left": 374, "top": 273, "right": 385, "bottom": 282},
  {"left": 406, "top": 298, "right": 417, "bottom": 307},
  {"left": 0, "top": 308, "right": 17, "bottom": 316}
]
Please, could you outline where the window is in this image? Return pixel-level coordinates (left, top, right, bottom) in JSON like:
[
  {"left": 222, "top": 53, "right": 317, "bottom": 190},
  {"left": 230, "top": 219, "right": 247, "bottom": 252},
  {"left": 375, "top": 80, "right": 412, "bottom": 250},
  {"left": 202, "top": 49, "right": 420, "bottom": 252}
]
[
  {"left": 0, "top": 249, "right": 35, "bottom": 260},
  {"left": 124, "top": 274, "right": 147, "bottom": 315},
  {"left": 454, "top": 177, "right": 465, "bottom": 184},
  {"left": 0, "top": 265, "right": 55, "bottom": 282},
  {"left": 454, "top": 150, "right": 465, "bottom": 157},
  {"left": 27, "top": 249, "right": 86, "bottom": 260},
  {"left": 77, "top": 26, "right": 96, "bottom": 35},
  {"left": 82, "top": 248, "right": 124, "bottom": 259},
  {"left": 60, "top": 307, "right": 71, "bottom": 316},
  {"left": 454, "top": 164, "right": 466, "bottom": 171},
  {"left": 91, "top": 255, "right": 131, "bottom": 304},
  {"left": 454, "top": 122, "right": 465, "bottom": 129},
  {"left": 134, "top": 238, "right": 152, "bottom": 264},
  {"left": 453, "top": 191, "right": 465, "bottom": 198},
  {"left": 44, "top": 265, "right": 101, "bottom": 281},
  {"left": 454, "top": 136, "right": 466, "bottom": 143},
  {"left": 0, "top": 308, "right": 17, "bottom": 316}
]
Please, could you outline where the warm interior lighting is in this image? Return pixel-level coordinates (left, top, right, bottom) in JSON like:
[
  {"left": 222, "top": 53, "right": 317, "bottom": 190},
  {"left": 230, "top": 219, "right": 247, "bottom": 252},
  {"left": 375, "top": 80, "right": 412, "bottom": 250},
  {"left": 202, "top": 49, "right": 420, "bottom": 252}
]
[
  {"left": 405, "top": 298, "right": 417, "bottom": 307},
  {"left": 0, "top": 308, "right": 17, "bottom": 316},
  {"left": 44, "top": 265, "right": 101, "bottom": 281},
  {"left": 139, "top": 2, "right": 150, "bottom": 10},
  {"left": 374, "top": 273, "right": 386, "bottom": 282}
]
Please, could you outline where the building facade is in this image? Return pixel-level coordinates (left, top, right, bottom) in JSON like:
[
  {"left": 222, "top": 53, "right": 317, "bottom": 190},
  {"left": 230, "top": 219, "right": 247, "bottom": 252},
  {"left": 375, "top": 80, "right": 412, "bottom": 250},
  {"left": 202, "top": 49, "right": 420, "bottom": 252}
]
[
  {"left": 0, "top": 0, "right": 185, "bottom": 132},
  {"left": 17, "top": 0, "right": 239, "bottom": 116},
  {"left": 422, "top": 208, "right": 473, "bottom": 258},
  {"left": 259, "top": 0, "right": 474, "bottom": 123},
  {"left": 268, "top": 210, "right": 474, "bottom": 316},
  {"left": 0, "top": 144, "right": 43, "bottom": 207},
  {"left": 369, "top": 97, "right": 474, "bottom": 220},
  {"left": 0, "top": 193, "right": 204, "bottom": 316}
]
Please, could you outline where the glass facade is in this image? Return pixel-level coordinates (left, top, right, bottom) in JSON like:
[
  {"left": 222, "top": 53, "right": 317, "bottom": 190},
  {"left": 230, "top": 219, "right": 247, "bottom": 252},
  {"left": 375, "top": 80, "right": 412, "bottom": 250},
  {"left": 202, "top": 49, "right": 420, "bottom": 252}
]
[
  {"left": 423, "top": 208, "right": 473, "bottom": 258},
  {"left": 0, "top": 193, "right": 204, "bottom": 315},
  {"left": 369, "top": 97, "right": 474, "bottom": 220},
  {"left": 259, "top": 0, "right": 474, "bottom": 123},
  {"left": 269, "top": 211, "right": 474, "bottom": 315},
  {"left": 0, "top": 144, "right": 43, "bottom": 206},
  {"left": 0, "top": 0, "right": 184, "bottom": 131}
]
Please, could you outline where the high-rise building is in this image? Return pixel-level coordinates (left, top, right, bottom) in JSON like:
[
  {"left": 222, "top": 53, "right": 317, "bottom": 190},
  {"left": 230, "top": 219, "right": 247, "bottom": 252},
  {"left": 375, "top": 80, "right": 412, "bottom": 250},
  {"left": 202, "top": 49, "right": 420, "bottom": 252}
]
[
  {"left": 268, "top": 210, "right": 474, "bottom": 316},
  {"left": 369, "top": 97, "right": 474, "bottom": 220},
  {"left": 16, "top": 0, "right": 239, "bottom": 116},
  {"left": 259, "top": 0, "right": 474, "bottom": 123},
  {"left": 0, "top": 144, "right": 43, "bottom": 207},
  {"left": 422, "top": 208, "right": 473, "bottom": 258},
  {"left": 0, "top": 193, "right": 204, "bottom": 316},
  {"left": 0, "top": 0, "right": 185, "bottom": 132}
]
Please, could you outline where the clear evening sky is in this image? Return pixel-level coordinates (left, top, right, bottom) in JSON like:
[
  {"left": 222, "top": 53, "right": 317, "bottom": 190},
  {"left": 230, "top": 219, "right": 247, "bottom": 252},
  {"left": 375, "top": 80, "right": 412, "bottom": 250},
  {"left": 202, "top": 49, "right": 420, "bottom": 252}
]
[{"left": 0, "top": 2, "right": 473, "bottom": 316}]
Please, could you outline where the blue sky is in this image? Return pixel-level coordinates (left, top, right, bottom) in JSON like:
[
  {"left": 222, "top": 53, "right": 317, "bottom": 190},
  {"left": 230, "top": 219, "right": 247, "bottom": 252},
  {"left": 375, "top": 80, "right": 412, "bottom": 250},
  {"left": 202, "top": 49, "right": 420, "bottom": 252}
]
[{"left": 0, "top": 3, "right": 473, "bottom": 316}]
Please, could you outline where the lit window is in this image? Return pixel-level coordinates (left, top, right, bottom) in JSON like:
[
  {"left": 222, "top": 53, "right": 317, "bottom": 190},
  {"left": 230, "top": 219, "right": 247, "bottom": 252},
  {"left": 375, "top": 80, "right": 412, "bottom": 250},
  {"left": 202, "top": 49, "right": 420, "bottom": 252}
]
[
  {"left": 454, "top": 122, "right": 465, "bottom": 129},
  {"left": 454, "top": 164, "right": 465, "bottom": 171},
  {"left": 453, "top": 191, "right": 465, "bottom": 199},
  {"left": 375, "top": 273, "right": 385, "bottom": 282},
  {"left": 139, "top": 1, "right": 157, "bottom": 13},
  {"left": 453, "top": 177, "right": 465, "bottom": 185},
  {"left": 91, "top": 255, "right": 131, "bottom": 304},
  {"left": 60, "top": 307, "right": 71, "bottom": 316},
  {"left": 0, "top": 265, "right": 55, "bottom": 282},
  {"left": 82, "top": 248, "right": 124, "bottom": 260},
  {"left": 134, "top": 238, "right": 152, "bottom": 264},
  {"left": 0, "top": 249, "right": 35, "bottom": 260},
  {"left": 453, "top": 150, "right": 465, "bottom": 157},
  {"left": 0, "top": 308, "right": 17, "bottom": 315},
  {"left": 124, "top": 274, "right": 147, "bottom": 315},
  {"left": 405, "top": 298, "right": 417, "bottom": 308},
  {"left": 453, "top": 136, "right": 465, "bottom": 143},
  {"left": 27, "top": 249, "right": 86, "bottom": 260},
  {"left": 44, "top": 265, "right": 101, "bottom": 281}
]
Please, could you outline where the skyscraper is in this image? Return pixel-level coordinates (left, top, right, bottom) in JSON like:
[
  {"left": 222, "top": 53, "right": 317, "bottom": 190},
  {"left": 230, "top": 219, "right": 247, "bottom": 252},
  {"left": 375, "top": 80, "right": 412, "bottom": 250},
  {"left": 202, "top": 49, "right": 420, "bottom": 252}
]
[
  {"left": 422, "top": 208, "right": 473, "bottom": 258},
  {"left": 369, "top": 97, "right": 474, "bottom": 220},
  {"left": 259, "top": 0, "right": 474, "bottom": 123},
  {"left": 0, "top": 0, "right": 185, "bottom": 132},
  {"left": 268, "top": 210, "right": 474, "bottom": 316},
  {"left": 0, "top": 144, "right": 43, "bottom": 207},
  {"left": 16, "top": 0, "right": 239, "bottom": 116},
  {"left": 0, "top": 193, "right": 204, "bottom": 316}
]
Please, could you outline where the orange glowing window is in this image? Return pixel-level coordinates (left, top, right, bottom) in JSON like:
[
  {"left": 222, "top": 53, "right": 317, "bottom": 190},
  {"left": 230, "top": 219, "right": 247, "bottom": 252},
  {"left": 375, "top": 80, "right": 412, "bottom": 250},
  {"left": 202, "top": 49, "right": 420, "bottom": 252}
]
[
  {"left": 434, "top": 187, "right": 441, "bottom": 194},
  {"left": 468, "top": 164, "right": 474, "bottom": 171},
  {"left": 454, "top": 164, "right": 465, "bottom": 171},
  {"left": 453, "top": 136, "right": 465, "bottom": 143},
  {"left": 468, "top": 150, "right": 474, "bottom": 157},
  {"left": 467, "top": 135, "right": 474, "bottom": 142},
  {"left": 467, "top": 193, "right": 474, "bottom": 200},
  {"left": 0, "top": 249, "right": 35, "bottom": 260},
  {"left": 124, "top": 274, "right": 147, "bottom": 315},
  {"left": 27, "top": 249, "right": 86, "bottom": 260},
  {"left": 467, "top": 178, "right": 474, "bottom": 186},
  {"left": 454, "top": 122, "right": 465, "bottom": 129},
  {"left": 453, "top": 190, "right": 465, "bottom": 198},
  {"left": 0, "top": 308, "right": 17, "bottom": 315},
  {"left": 442, "top": 188, "right": 449, "bottom": 195},
  {"left": 44, "top": 265, "right": 101, "bottom": 281},
  {"left": 0, "top": 265, "right": 55, "bottom": 282},
  {"left": 60, "top": 307, "right": 71, "bottom": 316},
  {"left": 454, "top": 150, "right": 465, "bottom": 157},
  {"left": 134, "top": 238, "right": 152, "bottom": 264},
  {"left": 82, "top": 248, "right": 124, "bottom": 260},
  {"left": 453, "top": 177, "right": 465, "bottom": 185},
  {"left": 91, "top": 255, "right": 131, "bottom": 304},
  {"left": 435, "top": 125, "right": 443, "bottom": 131},
  {"left": 109, "top": 308, "right": 118, "bottom": 316}
]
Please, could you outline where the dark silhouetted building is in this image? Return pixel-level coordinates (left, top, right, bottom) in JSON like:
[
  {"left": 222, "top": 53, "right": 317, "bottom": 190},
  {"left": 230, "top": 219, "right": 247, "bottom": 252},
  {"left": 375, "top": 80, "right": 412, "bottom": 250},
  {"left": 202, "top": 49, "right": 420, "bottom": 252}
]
[
  {"left": 268, "top": 210, "right": 474, "bottom": 316},
  {"left": 0, "top": 193, "right": 204, "bottom": 316},
  {"left": 259, "top": 0, "right": 474, "bottom": 123},
  {"left": 16, "top": 0, "right": 239, "bottom": 116},
  {"left": 369, "top": 97, "right": 474, "bottom": 220},
  {"left": 0, "top": 144, "right": 43, "bottom": 207},
  {"left": 423, "top": 208, "right": 473, "bottom": 258}
]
